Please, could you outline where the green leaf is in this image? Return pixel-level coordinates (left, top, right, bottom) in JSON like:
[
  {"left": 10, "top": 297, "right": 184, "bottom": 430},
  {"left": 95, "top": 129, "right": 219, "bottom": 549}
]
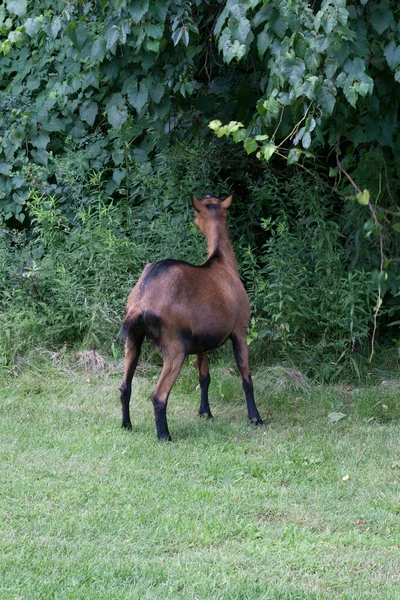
[
  {"left": 370, "top": 3, "right": 393, "bottom": 35},
  {"left": 127, "top": 83, "right": 148, "bottom": 113},
  {"left": 31, "top": 148, "right": 48, "bottom": 166},
  {"left": 24, "top": 17, "right": 41, "bottom": 36},
  {"left": 51, "top": 16, "right": 61, "bottom": 39},
  {"left": 237, "top": 17, "right": 251, "bottom": 44},
  {"left": 263, "top": 143, "right": 277, "bottom": 161},
  {"left": 384, "top": 41, "right": 400, "bottom": 70},
  {"left": 304, "top": 48, "right": 320, "bottom": 73},
  {"left": 317, "top": 82, "right": 336, "bottom": 115},
  {"left": 6, "top": 0, "right": 27, "bottom": 16},
  {"left": 79, "top": 102, "right": 98, "bottom": 126},
  {"left": 257, "top": 26, "right": 271, "bottom": 58},
  {"left": 393, "top": 223, "right": 400, "bottom": 233},
  {"left": 106, "top": 25, "right": 119, "bottom": 52},
  {"left": 91, "top": 38, "right": 105, "bottom": 62},
  {"left": 233, "top": 128, "right": 246, "bottom": 143},
  {"left": 281, "top": 57, "right": 306, "bottom": 85},
  {"left": 146, "top": 39, "right": 160, "bottom": 53},
  {"left": 208, "top": 120, "right": 222, "bottom": 132},
  {"left": 287, "top": 148, "right": 301, "bottom": 164},
  {"left": 31, "top": 132, "right": 50, "bottom": 149},
  {"left": 172, "top": 28, "right": 183, "bottom": 46},
  {"left": 128, "top": 0, "right": 150, "bottom": 23},
  {"left": 302, "top": 132, "right": 311, "bottom": 149},
  {"left": 344, "top": 85, "right": 357, "bottom": 108},
  {"left": 149, "top": 83, "right": 164, "bottom": 103},
  {"left": 106, "top": 95, "right": 128, "bottom": 130},
  {"left": 244, "top": 138, "right": 258, "bottom": 154},
  {"left": 356, "top": 189, "right": 370, "bottom": 205},
  {"left": 145, "top": 23, "right": 164, "bottom": 40},
  {"left": 113, "top": 168, "right": 126, "bottom": 185},
  {"left": 328, "top": 412, "right": 347, "bottom": 423},
  {"left": 132, "top": 148, "right": 149, "bottom": 163}
]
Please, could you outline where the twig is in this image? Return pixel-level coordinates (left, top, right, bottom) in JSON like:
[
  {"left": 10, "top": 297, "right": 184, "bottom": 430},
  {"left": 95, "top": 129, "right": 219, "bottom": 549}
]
[{"left": 336, "top": 152, "right": 384, "bottom": 363}]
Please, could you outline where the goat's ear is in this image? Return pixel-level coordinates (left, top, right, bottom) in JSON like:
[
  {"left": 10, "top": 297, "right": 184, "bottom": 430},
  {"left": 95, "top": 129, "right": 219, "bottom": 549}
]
[
  {"left": 192, "top": 196, "right": 202, "bottom": 213},
  {"left": 221, "top": 195, "right": 233, "bottom": 209}
]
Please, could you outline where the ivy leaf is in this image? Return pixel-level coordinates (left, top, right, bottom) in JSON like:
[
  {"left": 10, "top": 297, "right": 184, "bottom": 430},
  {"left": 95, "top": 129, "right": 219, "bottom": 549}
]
[
  {"left": 146, "top": 39, "right": 160, "bottom": 53},
  {"left": 24, "top": 17, "right": 41, "bottom": 36},
  {"left": 91, "top": 38, "right": 106, "bottom": 62},
  {"left": 287, "top": 148, "right": 301, "bottom": 164},
  {"left": 79, "top": 102, "right": 98, "bottom": 126},
  {"left": 145, "top": 23, "right": 164, "bottom": 40},
  {"left": 281, "top": 57, "right": 306, "bottom": 85},
  {"left": 356, "top": 189, "right": 370, "bottom": 205},
  {"left": 106, "top": 94, "right": 128, "bottom": 130},
  {"left": 31, "top": 148, "right": 48, "bottom": 166},
  {"left": 257, "top": 26, "right": 271, "bottom": 58},
  {"left": 317, "top": 82, "right": 336, "bottom": 115},
  {"left": 263, "top": 143, "right": 277, "bottom": 161},
  {"left": 127, "top": 83, "right": 149, "bottom": 113},
  {"left": 106, "top": 25, "right": 120, "bottom": 53},
  {"left": 31, "top": 132, "right": 50, "bottom": 149},
  {"left": 172, "top": 28, "right": 183, "bottom": 46},
  {"left": 51, "top": 16, "right": 61, "bottom": 39},
  {"left": 113, "top": 168, "right": 126, "bottom": 185},
  {"left": 328, "top": 412, "right": 347, "bottom": 423},
  {"left": 302, "top": 132, "right": 311, "bottom": 149},
  {"left": 237, "top": 17, "right": 251, "bottom": 44},
  {"left": 344, "top": 85, "right": 358, "bottom": 108},
  {"left": 132, "top": 148, "right": 149, "bottom": 163},
  {"left": 244, "top": 138, "right": 258, "bottom": 154},
  {"left": 384, "top": 41, "right": 400, "bottom": 70},
  {"left": 6, "top": 0, "right": 27, "bottom": 16},
  {"left": 370, "top": 3, "right": 393, "bottom": 35},
  {"left": 128, "top": 0, "right": 150, "bottom": 23},
  {"left": 149, "top": 83, "right": 165, "bottom": 104}
]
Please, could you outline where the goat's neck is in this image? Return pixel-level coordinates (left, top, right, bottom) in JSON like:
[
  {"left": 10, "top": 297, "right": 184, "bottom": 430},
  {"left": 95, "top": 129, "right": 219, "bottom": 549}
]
[{"left": 205, "top": 220, "right": 239, "bottom": 274}]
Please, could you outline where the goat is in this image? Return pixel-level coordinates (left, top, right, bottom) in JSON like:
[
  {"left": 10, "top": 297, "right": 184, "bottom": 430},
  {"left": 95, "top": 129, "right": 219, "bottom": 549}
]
[{"left": 119, "top": 194, "right": 263, "bottom": 440}]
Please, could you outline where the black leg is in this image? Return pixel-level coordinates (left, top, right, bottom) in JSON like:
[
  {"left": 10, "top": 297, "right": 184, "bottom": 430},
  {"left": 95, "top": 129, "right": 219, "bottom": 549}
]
[
  {"left": 119, "top": 334, "right": 143, "bottom": 429},
  {"left": 151, "top": 351, "right": 185, "bottom": 441},
  {"left": 231, "top": 333, "right": 263, "bottom": 425},
  {"left": 196, "top": 353, "right": 213, "bottom": 418}
]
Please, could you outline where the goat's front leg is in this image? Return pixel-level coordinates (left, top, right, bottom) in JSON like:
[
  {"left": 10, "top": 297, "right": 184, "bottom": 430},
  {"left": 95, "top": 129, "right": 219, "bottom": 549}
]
[
  {"left": 196, "top": 353, "right": 212, "bottom": 418},
  {"left": 119, "top": 334, "right": 144, "bottom": 429},
  {"left": 151, "top": 350, "right": 186, "bottom": 441},
  {"left": 230, "top": 332, "right": 263, "bottom": 425}
]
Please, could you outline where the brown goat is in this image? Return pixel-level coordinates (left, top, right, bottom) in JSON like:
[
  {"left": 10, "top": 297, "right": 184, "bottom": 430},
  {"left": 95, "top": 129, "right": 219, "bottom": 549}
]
[{"left": 119, "top": 194, "right": 263, "bottom": 440}]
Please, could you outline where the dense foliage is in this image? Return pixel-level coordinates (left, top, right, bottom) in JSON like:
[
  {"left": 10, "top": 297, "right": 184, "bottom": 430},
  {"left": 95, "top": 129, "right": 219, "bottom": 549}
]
[{"left": 0, "top": 0, "right": 399, "bottom": 377}]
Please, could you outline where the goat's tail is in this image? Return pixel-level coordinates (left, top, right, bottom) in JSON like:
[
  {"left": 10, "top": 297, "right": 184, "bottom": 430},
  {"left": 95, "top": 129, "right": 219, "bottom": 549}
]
[{"left": 118, "top": 309, "right": 144, "bottom": 341}]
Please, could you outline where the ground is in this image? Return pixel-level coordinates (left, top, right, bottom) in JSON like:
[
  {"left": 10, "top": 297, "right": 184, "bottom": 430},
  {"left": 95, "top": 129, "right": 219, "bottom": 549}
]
[{"left": 0, "top": 358, "right": 399, "bottom": 599}]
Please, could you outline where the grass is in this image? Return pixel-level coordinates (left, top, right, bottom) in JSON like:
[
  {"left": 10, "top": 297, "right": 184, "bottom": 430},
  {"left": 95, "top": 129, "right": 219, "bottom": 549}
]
[{"left": 0, "top": 358, "right": 399, "bottom": 600}]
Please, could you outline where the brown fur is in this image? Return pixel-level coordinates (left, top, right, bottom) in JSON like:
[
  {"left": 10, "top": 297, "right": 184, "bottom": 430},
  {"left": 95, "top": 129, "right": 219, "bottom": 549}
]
[{"left": 119, "top": 194, "right": 263, "bottom": 440}]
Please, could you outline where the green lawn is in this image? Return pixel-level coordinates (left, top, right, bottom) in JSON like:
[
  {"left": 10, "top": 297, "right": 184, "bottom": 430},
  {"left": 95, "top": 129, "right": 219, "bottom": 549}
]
[{"left": 1, "top": 361, "right": 399, "bottom": 599}]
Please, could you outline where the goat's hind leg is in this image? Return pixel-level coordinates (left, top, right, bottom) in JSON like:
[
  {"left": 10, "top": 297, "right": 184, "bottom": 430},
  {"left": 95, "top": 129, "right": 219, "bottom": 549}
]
[
  {"left": 151, "top": 348, "right": 186, "bottom": 441},
  {"left": 119, "top": 333, "right": 144, "bottom": 430},
  {"left": 231, "top": 332, "right": 263, "bottom": 426},
  {"left": 196, "top": 353, "right": 212, "bottom": 418}
]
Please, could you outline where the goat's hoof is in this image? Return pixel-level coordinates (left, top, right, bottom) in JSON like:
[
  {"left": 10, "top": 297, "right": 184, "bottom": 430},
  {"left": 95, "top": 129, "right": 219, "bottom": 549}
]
[
  {"left": 250, "top": 417, "right": 264, "bottom": 426},
  {"left": 199, "top": 411, "right": 213, "bottom": 419},
  {"left": 121, "top": 422, "right": 132, "bottom": 430},
  {"left": 158, "top": 434, "right": 172, "bottom": 442}
]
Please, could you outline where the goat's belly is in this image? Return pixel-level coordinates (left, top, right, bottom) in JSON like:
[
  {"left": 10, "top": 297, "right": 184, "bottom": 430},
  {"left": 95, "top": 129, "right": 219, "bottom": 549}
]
[{"left": 179, "top": 329, "right": 229, "bottom": 354}]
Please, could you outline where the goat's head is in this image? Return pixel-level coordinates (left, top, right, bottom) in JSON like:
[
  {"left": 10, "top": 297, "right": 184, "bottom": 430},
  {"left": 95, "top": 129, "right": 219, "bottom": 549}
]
[{"left": 192, "top": 194, "right": 232, "bottom": 235}]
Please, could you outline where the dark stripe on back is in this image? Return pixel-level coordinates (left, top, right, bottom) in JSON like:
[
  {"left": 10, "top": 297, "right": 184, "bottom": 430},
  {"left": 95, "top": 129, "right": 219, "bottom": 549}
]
[{"left": 140, "top": 259, "right": 190, "bottom": 292}]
